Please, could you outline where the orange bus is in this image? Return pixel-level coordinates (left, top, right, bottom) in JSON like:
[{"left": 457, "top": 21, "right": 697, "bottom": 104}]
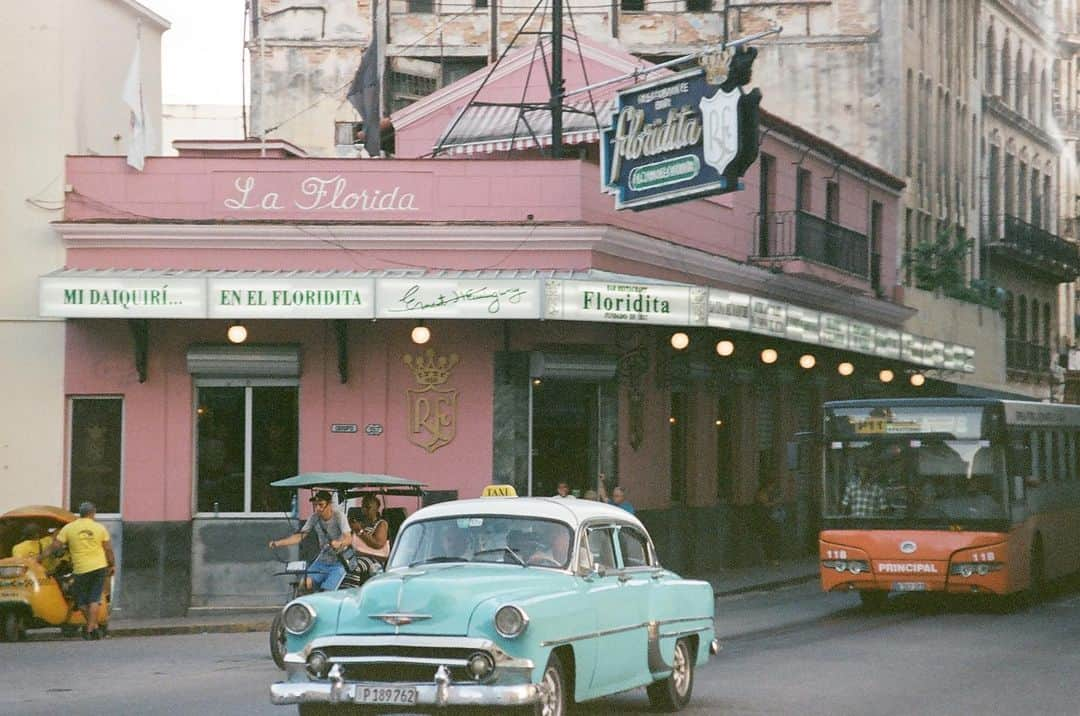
[{"left": 819, "top": 398, "right": 1080, "bottom": 608}]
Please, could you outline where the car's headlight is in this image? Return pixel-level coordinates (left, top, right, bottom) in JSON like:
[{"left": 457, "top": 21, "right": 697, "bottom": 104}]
[
  {"left": 283, "top": 601, "right": 316, "bottom": 635},
  {"left": 494, "top": 604, "right": 529, "bottom": 638}
]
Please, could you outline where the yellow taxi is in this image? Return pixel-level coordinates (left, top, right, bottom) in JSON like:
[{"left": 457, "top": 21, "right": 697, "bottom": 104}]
[{"left": 0, "top": 505, "right": 111, "bottom": 640}]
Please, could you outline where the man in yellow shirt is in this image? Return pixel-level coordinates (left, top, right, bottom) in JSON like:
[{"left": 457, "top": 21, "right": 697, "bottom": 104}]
[{"left": 40, "top": 502, "right": 115, "bottom": 640}]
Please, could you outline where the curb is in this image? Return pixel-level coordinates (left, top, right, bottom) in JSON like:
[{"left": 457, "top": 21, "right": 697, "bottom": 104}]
[
  {"left": 713, "top": 572, "right": 819, "bottom": 599},
  {"left": 107, "top": 620, "right": 274, "bottom": 637}
]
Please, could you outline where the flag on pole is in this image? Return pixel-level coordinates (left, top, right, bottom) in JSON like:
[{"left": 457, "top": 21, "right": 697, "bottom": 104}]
[
  {"left": 347, "top": 35, "right": 381, "bottom": 158},
  {"left": 122, "top": 28, "right": 148, "bottom": 171}
]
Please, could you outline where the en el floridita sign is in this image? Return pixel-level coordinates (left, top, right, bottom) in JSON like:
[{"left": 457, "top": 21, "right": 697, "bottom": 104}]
[
  {"left": 38, "top": 271, "right": 974, "bottom": 373},
  {"left": 601, "top": 47, "right": 762, "bottom": 210}
]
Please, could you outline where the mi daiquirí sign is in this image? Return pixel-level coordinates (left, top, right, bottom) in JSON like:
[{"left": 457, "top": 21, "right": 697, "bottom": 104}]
[{"left": 39, "top": 272, "right": 974, "bottom": 373}]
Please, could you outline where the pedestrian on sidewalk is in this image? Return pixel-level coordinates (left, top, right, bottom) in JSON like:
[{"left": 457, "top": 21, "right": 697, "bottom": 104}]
[
  {"left": 40, "top": 501, "right": 115, "bottom": 640},
  {"left": 598, "top": 475, "right": 635, "bottom": 514},
  {"left": 754, "top": 476, "right": 785, "bottom": 566}
]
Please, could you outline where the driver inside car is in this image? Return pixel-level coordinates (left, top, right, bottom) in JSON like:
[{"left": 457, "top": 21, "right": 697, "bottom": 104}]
[{"left": 525, "top": 523, "right": 571, "bottom": 567}]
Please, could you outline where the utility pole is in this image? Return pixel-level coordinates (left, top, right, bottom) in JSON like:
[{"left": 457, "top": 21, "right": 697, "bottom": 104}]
[{"left": 550, "top": 0, "right": 563, "bottom": 159}]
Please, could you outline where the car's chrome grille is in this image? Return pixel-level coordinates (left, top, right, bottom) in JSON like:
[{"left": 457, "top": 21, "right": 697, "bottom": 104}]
[
  {"left": 321, "top": 646, "right": 492, "bottom": 684},
  {"left": 340, "top": 663, "right": 477, "bottom": 683}
]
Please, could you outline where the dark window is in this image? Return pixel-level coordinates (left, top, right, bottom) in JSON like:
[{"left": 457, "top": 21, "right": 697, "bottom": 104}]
[
  {"left": 69, "top": 398, "right": 123, "bottom": 514},
  {"left": 442, "top": 58, "right": 486, "bottom": 86},
  {"left": 389, "top": 70, "right": 438, "bottom": 113},
  {"left": 758, "top": 153, "right": 775, "bottom": 255},
  {"left": 474, "top": 0, "right": 488, "bottom": 7},
  {"left": 796, "top": 168, "right": 812, "bottom": 212},
  {"left": 870, "top": 201, "right": 883, "bottom": 292},
  {"left": 621, "top": 0, "right": 645, "bottom": 11},
  {"left": 826, "top": 181, "right": 839, "bottom": 223},
  {"left": 196, "top": 385, "right": 298, "bottom": 514},
  {"left": 687, "top": 0, "right": 712, "bottom": 10},
  {"left": 407, "top": 0, "right": 433, "bottom": 12}
]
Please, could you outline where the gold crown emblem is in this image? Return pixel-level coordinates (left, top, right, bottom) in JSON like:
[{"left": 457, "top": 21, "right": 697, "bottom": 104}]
[
  {"left": 699, "top": 48, "right": 732, "bottom": 85},
  {"left": 403, "top": 349, "right": 460, "bottom": 386}
]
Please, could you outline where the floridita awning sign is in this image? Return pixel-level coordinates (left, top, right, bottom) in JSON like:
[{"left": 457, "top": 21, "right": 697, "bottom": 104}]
[
  {"left": 38, "top": 269, "right": 974, "bottom": 372},
  {"left": 601, "top": 47, "right": 762, "bottom": 211}
]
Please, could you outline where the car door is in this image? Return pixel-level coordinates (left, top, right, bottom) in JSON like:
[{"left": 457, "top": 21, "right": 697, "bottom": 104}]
[
  {"left": 582, "top": 522, "right": 645, "bottom": 694},
  {"left": 613, "top": 523, "right": 658, "bottom": 686}
]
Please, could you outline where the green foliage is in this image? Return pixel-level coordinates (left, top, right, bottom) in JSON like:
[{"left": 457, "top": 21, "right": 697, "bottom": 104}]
[{"left": 903, "top": 226, "right": 1002, "bottom": 310}]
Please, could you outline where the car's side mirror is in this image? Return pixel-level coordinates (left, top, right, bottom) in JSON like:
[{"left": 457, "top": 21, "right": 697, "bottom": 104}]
[{"left": 585, "top": 564, "right": 607, "bottom": 581}]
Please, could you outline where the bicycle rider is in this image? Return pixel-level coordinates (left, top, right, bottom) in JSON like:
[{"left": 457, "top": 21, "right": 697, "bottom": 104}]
[{"left": 268, "top": 490, "right": 351, "bottom": 592}]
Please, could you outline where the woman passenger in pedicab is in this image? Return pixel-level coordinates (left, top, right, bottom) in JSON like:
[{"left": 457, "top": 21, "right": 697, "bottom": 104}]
[{"left": 349, "top": 495, "right": 390, "bottom": 563}]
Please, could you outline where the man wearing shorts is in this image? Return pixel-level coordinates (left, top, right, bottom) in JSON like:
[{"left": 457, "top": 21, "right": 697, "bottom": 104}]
[
  {"left": 42, "top": 501, "right": 115, "bottom": 640},
  {"left": 269, "top": 490, "right": 351, "bottom": 591}
]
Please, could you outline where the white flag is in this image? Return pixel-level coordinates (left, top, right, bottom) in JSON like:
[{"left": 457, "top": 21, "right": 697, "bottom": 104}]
[{"left": 122, "top": 36, "right": 147, "bottom": 171}]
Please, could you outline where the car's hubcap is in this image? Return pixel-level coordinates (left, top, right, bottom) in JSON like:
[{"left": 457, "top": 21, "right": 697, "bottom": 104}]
[
  {"left": 672, "top": 643, "right": 690, "bottom": 696},
  {"left": 538, "top": 666, "right": 562, "bottom": 716}
]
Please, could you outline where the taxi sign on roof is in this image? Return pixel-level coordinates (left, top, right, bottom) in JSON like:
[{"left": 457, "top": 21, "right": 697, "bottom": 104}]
[{"left": 481, "top": 484, "right": 517, "bottom": 497}]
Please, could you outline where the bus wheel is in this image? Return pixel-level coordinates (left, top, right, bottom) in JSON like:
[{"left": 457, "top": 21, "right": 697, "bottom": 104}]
[{"left": 859, "top": 591, "right": 888, "bottom": 611}]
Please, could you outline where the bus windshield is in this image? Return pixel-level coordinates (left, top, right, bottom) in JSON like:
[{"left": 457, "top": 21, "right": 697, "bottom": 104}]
[{"left": 823, "top": 437, "right": 1007, "bottom": 522}]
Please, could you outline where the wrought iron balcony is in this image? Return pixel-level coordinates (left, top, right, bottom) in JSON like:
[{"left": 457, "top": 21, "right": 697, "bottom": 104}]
[
  {"left": 984, "top": 215, "right": 1080, "bottom": 283},
  {"left": 752, "top": 210, "right": 871, "bottom": 280},
  {"left": 1006, "top": 340, "right": 1052, "bottom": 373}
]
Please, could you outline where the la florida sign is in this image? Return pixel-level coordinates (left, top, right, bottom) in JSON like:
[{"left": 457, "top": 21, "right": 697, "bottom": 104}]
[{"left": 601, "top": 47, "right": 762, "bottom": 211}]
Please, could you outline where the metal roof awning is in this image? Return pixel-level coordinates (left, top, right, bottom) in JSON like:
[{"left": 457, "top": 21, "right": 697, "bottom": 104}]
[{"left": 434, "top": 100, "right": 616, "bottom": 156}]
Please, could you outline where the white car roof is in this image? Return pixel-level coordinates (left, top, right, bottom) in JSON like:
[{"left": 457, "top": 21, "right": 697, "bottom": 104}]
[{"left": 400, "top": 496, "right": 646, "bottom": 532}]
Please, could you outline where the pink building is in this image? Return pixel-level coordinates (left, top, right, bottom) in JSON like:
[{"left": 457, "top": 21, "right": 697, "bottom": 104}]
[{"left": 41, "top": 44, "right": 970, "bottom": 616}]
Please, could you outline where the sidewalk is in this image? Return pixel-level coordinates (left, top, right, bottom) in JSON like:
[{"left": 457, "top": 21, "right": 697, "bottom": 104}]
[{"left": 100, "top": 558, "right": 820, "bottom": 638}]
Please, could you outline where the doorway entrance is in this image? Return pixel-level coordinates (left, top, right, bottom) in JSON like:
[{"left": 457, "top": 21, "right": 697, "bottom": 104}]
[{"left": 530, "top": 380, "right": 598, "bottom": 497}]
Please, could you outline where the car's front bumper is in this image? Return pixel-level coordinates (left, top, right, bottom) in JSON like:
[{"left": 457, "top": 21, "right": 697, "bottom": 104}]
[{"left": 270, "top": 664, "right": 542, "bottom": 708}]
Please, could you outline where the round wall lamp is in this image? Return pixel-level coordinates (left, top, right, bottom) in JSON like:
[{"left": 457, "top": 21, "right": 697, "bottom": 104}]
[
  {"left": 760, "top": 348, "right": 779, "bottom": 364},
  {"left": 716, "top": 340, "right": 735, "bottom": 357},
  {"left": 837, "top": 361, "right": 855, "bottom": 376},
  {"left": 798, "top": 354, "right": 816, "bottom": 369},
  {"left": 226, "top": 323, "right": 248, "bottom": 344},
  {"left": 411, "top": 324, "right": 431, "bottom": 345},
  {"left": 670, "top": 332, "right": 690, "bottom": 350},
  {"left": 879, "top": 369, "right": 895, "bottom": 383},
  {"left": 910, "top": 372, "right": 926, "bottom": 387}
]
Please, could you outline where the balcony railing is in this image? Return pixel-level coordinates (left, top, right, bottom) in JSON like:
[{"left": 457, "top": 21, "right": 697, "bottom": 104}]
[
  {"left": 753, "top": 210, "right": 871, "bottom": 279},
  {"left": 1006, "top": 340, "right": 1052, "bottom": 373},
  {"left": 984, "top": 215, "right": 1080, "bottom": 282}
]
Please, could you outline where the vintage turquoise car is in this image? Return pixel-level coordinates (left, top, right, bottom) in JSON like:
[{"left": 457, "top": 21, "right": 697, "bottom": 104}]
[{"left": 270, "top": 496, "right": 719, "bottom": 714}]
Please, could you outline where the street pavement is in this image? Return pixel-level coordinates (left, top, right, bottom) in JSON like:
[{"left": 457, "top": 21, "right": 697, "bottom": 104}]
[{"left": 94, "top": 557, "right": 820, "bottom": 639}]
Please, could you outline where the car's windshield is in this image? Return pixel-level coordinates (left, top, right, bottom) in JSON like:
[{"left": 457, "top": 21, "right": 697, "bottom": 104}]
[
  {"left": 389, "top": 516, "right": 573, "bottom": 570},
  {"left": 824, "top": 438, "right": 1007, "bottom": 522}
]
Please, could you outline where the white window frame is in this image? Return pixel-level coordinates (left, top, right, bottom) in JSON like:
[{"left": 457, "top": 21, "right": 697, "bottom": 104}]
[{"left": 192, "top": 377, "right": 299, "bottom": 517}]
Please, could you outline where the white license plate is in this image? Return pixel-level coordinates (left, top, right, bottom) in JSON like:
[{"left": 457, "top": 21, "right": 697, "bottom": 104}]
[
  {"left": 354, "top": 686, "right": 418, "bottom": 705},
  {"left": 892, "top": 581, "right": 927, "bottom": 592}
]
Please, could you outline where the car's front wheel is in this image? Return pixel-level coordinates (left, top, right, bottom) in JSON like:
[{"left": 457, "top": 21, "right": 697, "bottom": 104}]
[
  {"left": 533, "top": 652, "right": 568, "bottom": 716},
  {"left": 646, "top": 637, "right": 695, "bottom": 712},
  {"left": 270, "top": 613, "right": 287, "bottom": 669},
  {"left": 1, "top": 611, "right": 21, "bottom": 642}
]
